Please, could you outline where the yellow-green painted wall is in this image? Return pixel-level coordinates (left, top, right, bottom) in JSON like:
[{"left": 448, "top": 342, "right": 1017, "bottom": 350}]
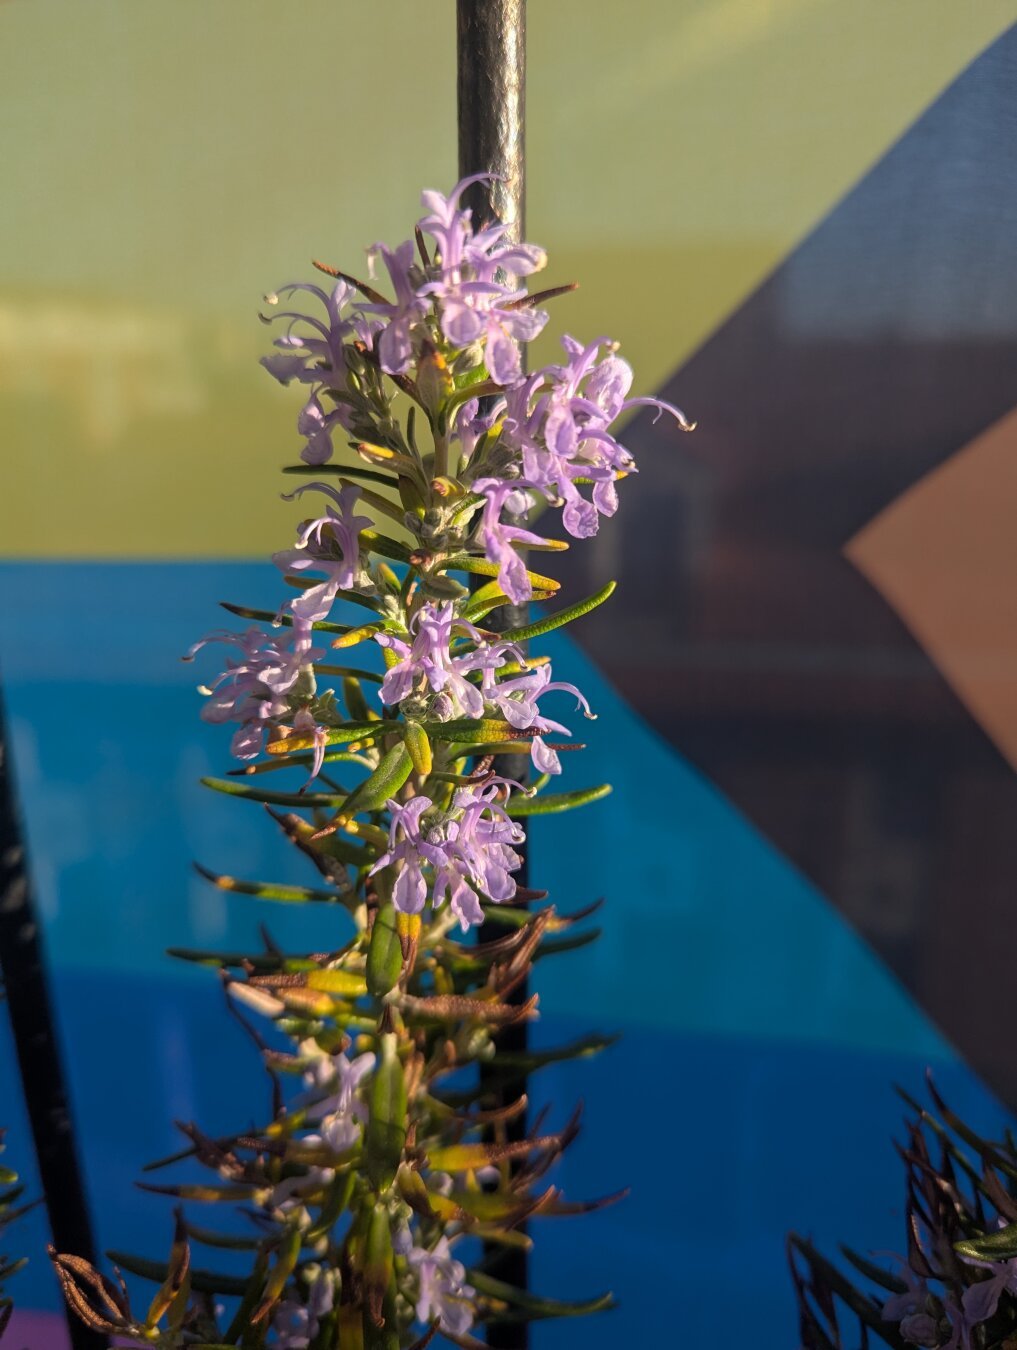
[{"left": 2, "top": 0, "right": 1014, "bottom": 556}]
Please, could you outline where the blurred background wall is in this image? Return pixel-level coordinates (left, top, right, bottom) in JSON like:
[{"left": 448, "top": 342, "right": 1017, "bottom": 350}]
[{"left": 3, "top": 2, "right": 1017, "bottom": 1344}]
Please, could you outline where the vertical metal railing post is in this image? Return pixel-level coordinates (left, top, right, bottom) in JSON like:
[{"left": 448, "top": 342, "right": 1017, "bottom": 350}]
[
  {"left": 457, "top": 5, "right": 530, "bottom": 1345},
  {"left": 0, "top": 684, "right": 105, "bottom": 1350}
]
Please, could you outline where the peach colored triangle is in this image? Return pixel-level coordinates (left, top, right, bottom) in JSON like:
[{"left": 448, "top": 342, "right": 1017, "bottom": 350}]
[{"left": 848, "top": 403, "right": 1017, "bottom": 772}]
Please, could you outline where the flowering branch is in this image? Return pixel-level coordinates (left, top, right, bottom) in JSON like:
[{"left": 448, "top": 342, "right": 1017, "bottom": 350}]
[
  {"left": 0, "top": 1130, "right": 29, "bottom": 1339},
  {"left": 54, "top": 179, "right": 692, "bottom": 1349},
  {"left": 789, "top": 1079, "right": 1017, "bottom": 1350}
]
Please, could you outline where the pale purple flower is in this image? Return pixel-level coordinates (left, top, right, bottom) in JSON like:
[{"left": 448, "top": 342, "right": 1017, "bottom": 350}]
[
  {"left": 942, "top": 1297, "right": 974, "bottom": 1350},
  {"left": 879, "top": 1259, "right": 948, "bottom": 1349},
  {"left": 293, "top": 392, "right": 347, "bottom": 467},
  {"left": 493, "top": 356, "right": 612, "bottom": 539},
  {"left": 473, "top": 477, "right": 554, "bottom": 606},
  {"left": 273, "top": 482, "right": 373, "bottom": 624},
  {"left": 418, "top": 178, "right": 549, "bottom": 384},
  {"left": 467, "top": 229, "right": 548, "bottom": 287},
  {"left": 289, "top": 708, "right": 328, "bottom": 782},
  {"left": 184, "top": 623, "right": 321, "bottom": 761},
  {"left": 268, "top": 1166, "right": 334, "bottom": 1217},
  {"left": 881, "top": 1259, "right": 929, "bottom": 1324},
  {"left": 372, "top": 606, "right": 584, "bottom": 771},
  {"left": 268, "top": 1065, "right": 371, "bottom": 1204},
  {"left": 449, "top": 779, "right": 526, "bottom": 905},
  {"left": 418, "top": 174, "right": 545, "bottom": 278},
  {"left": 261, "top": 281, "right": 358, "bottom": 386},
  {"left": 960, "top": 1249, "right": 1017, "bottom": 1326},
  {"left": 498, "top": 334, "right": 694, "bottom": 538},
  {"left": 482, "top": 661, "right": 595, "bottom": 776},
  {"left": 373, "top": 602, "right": 520, "bottom": 718},
  {"left": 899, "top": 1312, "right": 939, "bottom": 1346},
  {"left": 370, "top": 797, "right": 431, "bottom": 918},
  {"left": 260, "top": 282, "right": 369, "bottom": 464},
  {"left": 407, "top": 1237, "right": 475, "bottom": 1337},
  {"left": 272, "top": 1267, "right": 335, "bottom": 1348},
  {"left": 459, "top": 222, "right": 548, "bottom": 384},
  {"left": 440, "top": 279, "right": 547, "bottom": 386},
  {"left": 453, "top": 395, "right": 504, "bottom": 468},
  {"left": 300, "top": 1045, "right": 375, "bottom": 1152},
  {"left": 418, "top": 176, "right": 489, "bottom": 274},
  {"left": 370, "top": 780, "right": 525, "bottom": 931},
  {"left": 550, "top": 333, "right": 693, "bottom": 457},
  {"left": 362, "top": 240, "right": 430, "bottom": 376},
  {"left": 272, "top": 1299, "right": 312, "bottom": 1349}
]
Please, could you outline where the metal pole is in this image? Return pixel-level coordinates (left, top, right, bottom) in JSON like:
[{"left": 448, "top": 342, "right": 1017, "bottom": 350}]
[
  {"left": 0, "top": 685, "right": 105, "bottom": 1350},
  {"left": 457, "top": 1, "right": 526, "bottom": 251},
  {"left": 457, "top": 4, "right": 530, "bottom": 1345}
]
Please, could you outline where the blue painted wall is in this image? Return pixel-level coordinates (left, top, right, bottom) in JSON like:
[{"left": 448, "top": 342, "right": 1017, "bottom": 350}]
[{"left": 0, "top": 563, "right": 1003, "bottom": 1344}]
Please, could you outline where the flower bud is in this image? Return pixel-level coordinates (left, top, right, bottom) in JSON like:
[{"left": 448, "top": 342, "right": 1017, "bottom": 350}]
[
  {"left": 363, "top": 1204, "right": 394, "bottom": 1329},
  {"left": 290, "top": 665, "right": 317, "bottom": 700},
  {"left": 428, "top": 692, "right": 455, "bottom": 722},
  {"left": 398, "top": 694, "right": 430, "bottom": 721},
  {"left": 420, "top": 571, "right": 468, "bottom": 601},
  {"left": 415, "top": 345, "right": 454, "bottom": 416},
  {"left": 463, "top": 1025, "right": 493, "bottom": 1060},
  {"left": 366, "top": 904, "right": 403, "bottom": 999},
  {"left": 451, "top": 341, "right": 485, "bottom": 375},
  {"left": 419, "top": 806, "right": 447, "bottom": 840},
  {"left": 365, "top": 1034, "right": 407, "bottom": 1191},
  {"left": 899, "top": 1313, "right": 939, "bottom": 1346},
  {"left": 345, "top": 344, "right": 368, "bottom": 377},
  {"left": 479, "top": 440, "right": 523, "bottom": 481}
]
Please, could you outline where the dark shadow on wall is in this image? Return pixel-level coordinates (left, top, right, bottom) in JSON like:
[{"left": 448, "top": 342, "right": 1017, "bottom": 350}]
[{"left": 553, "top": 22, "right": 1017, "bottom": 1107}]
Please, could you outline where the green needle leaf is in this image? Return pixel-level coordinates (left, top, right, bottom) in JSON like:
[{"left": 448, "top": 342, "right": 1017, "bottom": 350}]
[
  {"left": 507, "top": 785, "right": 612, "bottom": 816},
  {"left": 305, "top": 967, "right": 367, "bottom": 997},
  {"left": 342, "top": 675, "right": 372, "bottom": 723},
  {"left": 440, "top": 554, "right": 560, "bottom": 593},
  {"left": 461, "top": 580, "right": 556, "bottom": 623},
  {"left": 229, "top": 748, "right": 374, "bottom": 778},
  {"left": 402, "top": 721, "right": 432, "bottom": 777},
  {"left": 366, "top": 1034, "right": 407, "bottom": 1191},
  {"left": 535, "top": 928, "right": 603, "bottom": 959},
  {"left": 481, "top": 1033, "right": 619, "bottom": 1073},
  {"left": 361, "top": 530, "right": 413, "bottom": 564},
  {"left": 266, "top": 720, "right": 397, "bottom": 756},
  {"left": 107, "top": 1251, "right": 250, "bottom": 1298},
  {"left": 838, "top": 1247, "right": 907, "bottom": 1295},
  {"left": 314, "top": 664, "right": 384, "bottom": 683},
  {"left": 956, "top": 1222, "right": 1017, "bottom": 1261},
  {"left": 218, "top": 601, "right": 350, "bottom": 634},
  {"left": 425, "top": 718, "right": 525, "bottom": 746},
  {"left": 332, "top": 621, "right": 388, "bottom": 650},
  {"left": 200, "top": 778, "right": 347, "bottom": 809},
  {"left": 252, "top": 1226, "right": 302, "bottom": 1325},
  {"left": 366, "top": 904, "right": 403, "bottom": 998},
  {"left": 194, "top": 864, "right": 343, "bottom": 905},
  {"left": 499, "top": 580, "right": 617, "bottom": 643},
  {"left": 283, "top": 463, "right": 399, "bottom": 487},
  {"left": 468, "top": 1269, "right": 615, "bottom": 1321},
  {"left": 338, "top": 742, "right": 413, "bottom": 818}
]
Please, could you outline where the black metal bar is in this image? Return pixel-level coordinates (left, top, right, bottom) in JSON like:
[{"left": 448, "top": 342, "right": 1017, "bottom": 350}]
[
  {"left": 457, "top": 0, "right": 526, "bottom": 257},
  {"left": 0, "top": 684, "right": 106, "bottom": 1350},
  {"left": 457, "top": 5, "right": 529, "bottom": 1345}
]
